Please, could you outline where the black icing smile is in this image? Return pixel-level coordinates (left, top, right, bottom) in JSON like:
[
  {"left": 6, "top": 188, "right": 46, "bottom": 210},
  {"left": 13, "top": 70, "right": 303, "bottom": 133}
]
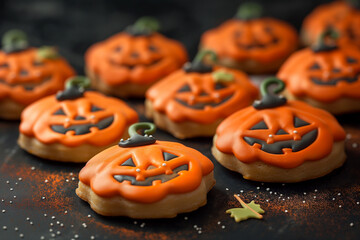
[
  {"left": 234, "top": 27, "right": 279, "bottom": 49},
  {"left": 244, "top": 129, "right": 318, "bottom": 154},
  {"left": 113, "top": 165, "right": 188, "bottom": 186},
  {"left": 109, "top": 59, "right": 162, "bottom": 70},
  {"left": 310, "top": 73, "right": 360, "bottom": 86},
  {"left": 0, "top": 76, "right": 52, "bottom": 91},
  {"left": 51, "top": 116, "right": 114, "bottom": 135}
]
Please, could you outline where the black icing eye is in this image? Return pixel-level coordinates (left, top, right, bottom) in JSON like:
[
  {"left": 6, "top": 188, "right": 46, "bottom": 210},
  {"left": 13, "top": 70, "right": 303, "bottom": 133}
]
[
  {"left": 250, "top": 121, "right": 269, "bottom": 130},
  {"left": 294, "top": 117, "right": 310, "bottom": 128},
  {"left": 309, "top": 63, "right": 321, "bottom": 70},
  {"left": 0, "top": 63, "right": 9, "bottom": 68},
  {"left": 214, "top": 82, "right": 226, "bottom": 90},
  {"left": 121, "top": 157, "right": 136, "bottom": 167},
  {"left": 53, "top": 108, "right": 66, "bottom": 116},
  {"left": 114, "top": 46, "right": 122, "bottom": 52},
  {"left": 346, "top": 56, "right": 358, "bottom": 64},
  {"left": 264, "top": 26, "right": 272, "bottom": 33},
  {"left": 163, "top": 152, "right": 178, "bottom": 161},
  {"left": 91, "top": 105, "right": 103, "bottom": 112},
  {"left": 33, "top": 61, "right": 44, "bottom": 66},
  {"left": 148, "top": 45, "right": 158, "bottom": 52},
  {"left": 234, "top": 31, "right": 241, "bottom": 38},
  {"left": 177, "top": 84, "right": 191, "bottom": 93}
]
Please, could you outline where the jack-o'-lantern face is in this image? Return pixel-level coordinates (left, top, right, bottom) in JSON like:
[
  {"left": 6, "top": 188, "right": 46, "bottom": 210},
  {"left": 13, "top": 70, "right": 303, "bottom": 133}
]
[
  {"left": 85, "top": 18, "right": 187, "bottom": 86},
  {"left": 278, "top": 37, "right": 360, "bottom": 102},
  {"left": 214, "top": 78, "right": 346, "bottom": 168},
  {"left": 146, "top": 60, "right": 258, "bottom": 124},
  {"left": 20, "top": 89, "right": 138, "bottom": 147},
  {"left": 0, "top": 48, "right": 75, "bottom": 105},
  {"left": 79, "top": 139, "right": 214, "bottom": 203},
  {"left": 302, "top": 1, "right": 360, "bottom": 48}
]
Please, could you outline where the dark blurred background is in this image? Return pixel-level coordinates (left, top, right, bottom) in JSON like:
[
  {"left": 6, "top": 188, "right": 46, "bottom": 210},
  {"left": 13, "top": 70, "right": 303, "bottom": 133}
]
[{"left": 0, "top": 0, "right": 333, "bottom": 74}]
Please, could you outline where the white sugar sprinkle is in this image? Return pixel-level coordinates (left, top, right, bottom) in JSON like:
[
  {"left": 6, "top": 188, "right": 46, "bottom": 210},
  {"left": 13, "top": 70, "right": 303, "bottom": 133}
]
[
  {"left": 225, "top": 188, "right": 229, "bottom": 191},
  {"left": 6, "top": 180, "right": 9, "bottom": 184},
  {"left": 90, "top": 236, "right": 95, "bottom": 240},
  {"left": 333, "top": 198, "right": 336, "bottom": 200},
  {"left": 26, "top": 217, "right": 30, "bottom": 221},
  {"left": 314, "top": 189, "right": 318, "bottom": 192},
  {"left": 352, "top": 143, "right": 358, "bottom": 148},
  {"left": 44, "top": 214, "right": 47, "bottom": 217},
  {"left": 350, "top": 223, "right": 354, "bottom": 227},
  {"left": 51, "top": 216, "right": 55, "bottom": 219},
  {"left": 87, "top": 214, "right": 91, "bottom": 218},
  {"left": 42, "top": 197, "right": 46, "bottom": 200},
  {"left": 184, "top": 217, "right": 188, "bottom": 220},
  {"left": 2, "top": 226, "right": 7, "bottom": 230},
  {"left": 19, "top": 233, "right": 24, "bottom": 238},
  {"left": 338, "top": 193, "right": 341, "bottom": 196},
  {"left": 256, "top": 187, "right": 260, "bottom": 190},
  {"left": 74, "top": 234, "right": 79, "bottom": 239},
  {"left": 222, "top": 225, "right": 226, "bottom": 229},
  {"left": 346, "top": 133, "right": 352, "bottom": 139},
  {"left": 14, "top": 227, "right": 18, "bottom": 231},
  {"left": 339, "top": 205, "right": 342, "bottom": 208},
  {"left": 31, "top": 167, "right": 35, "bottom": 170},
  {"left": 18, "top": 178, "right": 22, "bottom": 181},
  {"left": 285, "top": 210, "right": 288, "bottom": 213},
  {"left": 2, "top": 210, "right": 5, "bottom": 213},
  {"left": 266, "top": 188, "right": 270, "bottom": 191},
  {"left": 140, "top": 223, "right": 146, "bottom": 228}
]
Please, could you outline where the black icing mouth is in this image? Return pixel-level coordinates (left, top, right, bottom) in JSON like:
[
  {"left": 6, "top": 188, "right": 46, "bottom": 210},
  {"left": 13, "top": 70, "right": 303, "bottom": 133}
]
[
  {"left": 113, "top": 164, "right": 189, "bottom": 186},
  {"left": 236, "top": 37, "right": 279, "bottom": 49},
  {"left": 0, "top": 76, "right": 52, "bottom": 91},
  {"left": 243, "top": 129, "right": 318, "bottom": 154},
  {"left": 175, "top": 95, "right": 233, "bottom": 109},
  {"left": 109, "top": 59, "right": 162, "bottom": 70},
  {"left": 310, "top": 74, "right": 360, "bottom": 86},
  {"left": 50, "top": 116, "right": 114, "bottom": 135}
]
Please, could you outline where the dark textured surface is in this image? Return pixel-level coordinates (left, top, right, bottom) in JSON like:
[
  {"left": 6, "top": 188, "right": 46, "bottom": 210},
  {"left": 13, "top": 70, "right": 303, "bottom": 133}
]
[{"left": 0, "top": 0, "right": 360, "bottom": 240}]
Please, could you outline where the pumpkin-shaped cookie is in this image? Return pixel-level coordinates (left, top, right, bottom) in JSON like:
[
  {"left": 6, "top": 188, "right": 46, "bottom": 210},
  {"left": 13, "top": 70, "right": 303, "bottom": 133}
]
[
  {"left": 0, "top": 30, "right": 75, "bottom": 119},
  {"left": 212, "top": 78, "right": 346, "bottom": 183},
  {"left": 85, "top": 17, "right": 187, "bottom": 98},
  {"left": 76, "top": 122, "right": 215, "bottom": 218},
  {"left": 18, "top": 76, "right": 138, "bottom": 162},
  {"left": 301, "top": 0, "right": 360, "bottom": 48},
  {"left": 278, "top": 28, "right": 360, "bottom": 114},
  {"left": 200, "top": 3, "right": 298, "bottom": 74},
  {"left": 145, "top": 51, "right": 258, "bottom": 139}
]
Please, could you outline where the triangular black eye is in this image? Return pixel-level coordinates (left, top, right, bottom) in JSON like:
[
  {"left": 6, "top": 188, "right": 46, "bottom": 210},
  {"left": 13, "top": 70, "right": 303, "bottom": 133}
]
[
  {"left": 91, "top": 105, "right": 103, "bottom": 112},
  {"left": 163, "top": 152, "right": 178, "bottom": 161},
  {"left": 74, "top": 116, "right": 86, "bottom": 120},
  {"left": 121, "top": 157, "right": 136, "bottom": 167},
  {"left": 250, "top": 121, "right": 268, "bottom": 130},
  {"left": 294, "top": 117, "right": 310, "bottom": 128},
  {"left": 53, "top": 108, "right": 66, "bottom": 115},
  {"left": 177, "top": 84, "right": 191, "bottom": 93},
  {"left": 0, "top": 63, "right": 9, "bottom": 68},
  {"left": 346, "top": 56, "right": 358, "bottom": 64},
  {"left": 214, "top": 82, "right": 226, "bottom": 90},
  {"left": 276, "top": 129, "right": 288, "bottom": 135},
  {"left": 309, "top": 63, "right": 321, "bottom": 70}
]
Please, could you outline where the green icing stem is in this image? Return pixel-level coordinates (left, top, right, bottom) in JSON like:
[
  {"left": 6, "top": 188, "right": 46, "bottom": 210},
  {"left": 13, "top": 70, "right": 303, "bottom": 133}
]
[
  {"left": 65, "top": 76, "right": 91, "bottom": 90},
  {"left": 193, "top": 50, "right": 217, "bottom": 64},
  {"left": 132, "top": 17, "right": 160, "bottom": 33},
  {"left": 2, "top": 29, "right": 28, "bottom": 51},
  {"left": 235, "top": 2, "right": 263, "bottom": 20},
  {"left": 37, "top": 46, "right": 59, "bottom": 60},
  {"left": 212, "top": 70, "right": 234, "bottom": 83},
  {"left": 128, "top": 122, "right": 156, "bottom": 138},
  {"left": 260, "top": 77, "right": 285, "bottom": 97},
  {"left": 316, "top": 27, "right": 339, "bottom": 48}
]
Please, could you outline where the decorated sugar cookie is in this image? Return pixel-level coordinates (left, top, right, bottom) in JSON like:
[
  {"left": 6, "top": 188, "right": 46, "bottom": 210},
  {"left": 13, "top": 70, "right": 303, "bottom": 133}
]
[
  {"left": 200, "top": 3, "right": 298, "bottom": 74},
  {"left": 212, "top": 78, "right": 346, "bottom": 183},
  {"left": 0, "top": 30, "right": 75, "bottom": 119},
  {"left": 301, "top": 0, "right": 360, "bottom": 48},
  {"left": 145, "top": 51, "right": 258, "bottom": 139},
  {"left": 18, "top": 76, "right": 138, "bottom": 163},
  {"left": 278, "top": 28, "right": 360, "bottom": 114},
  {"left": 85, "top": 17, "right": 188, "bottom": 98},
  {"left": 76, "top": 122, "right": 215, "bottom": 218}
]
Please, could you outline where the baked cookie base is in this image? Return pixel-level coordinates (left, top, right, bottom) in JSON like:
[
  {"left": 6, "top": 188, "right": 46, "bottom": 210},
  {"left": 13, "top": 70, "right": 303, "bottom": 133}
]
[
  {"left": 76, "top": 172, "right": 215, "bottom": 218},
  {"left": 0, "top": 98, "right": 26, "bottom": 120},
  {"left": 145, "top": 99, "right": 223, "bottom": 139},
  {"left": 18, "top": 133, "right": 129, "bottom": 163},
  {"left": 212, "top": 135, "right": 346, "bottom": 183},
  {"left": 282, "top": 89, "right": 360, "bottom": 114},
  {"left": 86, "top": 68, "right": 153, "bottom": 98}
]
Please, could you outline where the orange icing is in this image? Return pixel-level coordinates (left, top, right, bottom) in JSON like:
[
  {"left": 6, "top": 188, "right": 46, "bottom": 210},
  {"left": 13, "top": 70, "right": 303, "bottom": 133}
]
[
  {"left": 85, "top": 33, "right": 187, "bottom": 85},
  {"left": 215, "top": 100, "right": 345, "bottom": 168},
  {"left": 146, "top": 66, "right": 258, "bottom": 124},
  {"left": 200, "top": 18, "right": 298, "bottom": 63},
  {"left": 78, "top": 141, "right": 214, "bottom": 203},
  {"left": 278, "top": 46, "right": 360, "bottom": 102},
  {"left": 19, "top": 91, "right": 138, "bottom": 147},
  {"left": 302, "top": 1, "right": 360, "bottom": 48},
  {"left": 0, "top": 48, "right": 75, "bottom": 105}
]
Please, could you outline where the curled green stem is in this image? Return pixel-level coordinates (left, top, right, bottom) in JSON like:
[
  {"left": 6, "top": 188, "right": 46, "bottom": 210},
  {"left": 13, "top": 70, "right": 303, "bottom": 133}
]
[
  {"left": 2, "top": 29, "right": 28, "bottom": 52},
  {"left": 132, "top": 17, "right": 160, "bottom": 33},
  {"left": 193, "top": 50, "right": 217, "bottom": 64},
  {"left": 128, "top": 122, "right": 156, "bottom": 138},
  {"left": 235, "top": 2, "right": 263, "bottom": 20},
  {"left": 65, "top": 76, "right": 91, "bottom": 90},
  {"left": 260, "top": 77, "right": 285, "bottom": 97}
]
